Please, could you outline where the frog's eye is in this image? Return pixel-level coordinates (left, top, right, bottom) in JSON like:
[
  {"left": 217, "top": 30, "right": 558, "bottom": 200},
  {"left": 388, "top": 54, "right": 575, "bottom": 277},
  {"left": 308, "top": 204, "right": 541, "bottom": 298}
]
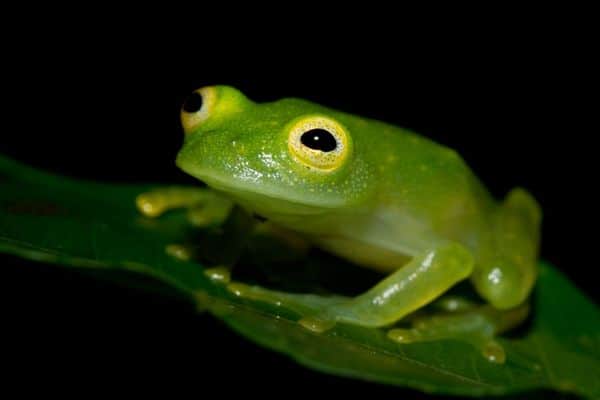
[
  {"left": 288, "top": 116, "right": 351, "bottom": 171},
  {"left": 180, "top": 86, "right": 217, "bottom": 134}
]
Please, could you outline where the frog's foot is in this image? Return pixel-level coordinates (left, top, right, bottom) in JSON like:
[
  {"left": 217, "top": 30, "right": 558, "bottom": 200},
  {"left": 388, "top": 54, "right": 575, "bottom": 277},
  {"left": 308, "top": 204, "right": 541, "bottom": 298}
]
[
  {"left": 165, "top": 243, "right": 195, "bottom": 261},
  {"left": 387, "top": 303, "right": 529, "bottom": 364},
  {"left": 204, "top": 266, "right": 232, "bottom": 284},
  {"left": 431, "top": 295, "right": 479, "bottom": 313},
  {"left": 165, "top": 244, "right": 233, "bottom": 284},
  {"left": 225, "top": 281, "right": 346, "bottom": 324},
  {"left": 136, "top": 186, "right": 233, "bottom": 227}
]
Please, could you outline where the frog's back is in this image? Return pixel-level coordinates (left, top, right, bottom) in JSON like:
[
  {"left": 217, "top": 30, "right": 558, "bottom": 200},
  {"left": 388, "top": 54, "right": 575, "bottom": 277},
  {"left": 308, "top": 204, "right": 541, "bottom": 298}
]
[
  {"left": 393, "top": 132, "right": 494, "bottom": 234},
  {"left": 318, "top": 114, "right": 498, "bottom": 270},
  {"left": 319, "top": 114, "right": 541, "bottom": 308}
]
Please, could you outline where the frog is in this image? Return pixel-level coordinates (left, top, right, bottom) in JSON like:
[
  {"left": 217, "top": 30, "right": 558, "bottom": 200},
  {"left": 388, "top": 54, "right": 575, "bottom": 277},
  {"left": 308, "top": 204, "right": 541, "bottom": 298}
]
[{"left": 137, "top": 85, "right": 541, "bottom": 363}]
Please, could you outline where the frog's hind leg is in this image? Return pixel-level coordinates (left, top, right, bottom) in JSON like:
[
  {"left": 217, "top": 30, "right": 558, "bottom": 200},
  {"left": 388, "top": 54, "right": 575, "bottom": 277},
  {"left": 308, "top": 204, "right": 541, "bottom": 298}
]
[
  {"left": 388, "top": 303, "right": 530, "bottom": 364},
  {"left": 472, "top": 188, "right": 541, "bottom": 309},
  {"left": 298, "top": 242, "right": 475, "bottom": 331},
  {"left": 222, "top": 242, "right": 475, "bottom": 334}
]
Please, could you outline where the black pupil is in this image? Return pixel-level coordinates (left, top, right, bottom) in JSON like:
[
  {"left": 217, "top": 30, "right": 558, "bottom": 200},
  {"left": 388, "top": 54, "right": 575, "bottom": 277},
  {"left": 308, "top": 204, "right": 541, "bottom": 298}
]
[
  {"left": 300, "top": 129, "right": 337, "bottom": 152},
  {"left": 183, "top": 92, "right": 203, "bottom": 113}
]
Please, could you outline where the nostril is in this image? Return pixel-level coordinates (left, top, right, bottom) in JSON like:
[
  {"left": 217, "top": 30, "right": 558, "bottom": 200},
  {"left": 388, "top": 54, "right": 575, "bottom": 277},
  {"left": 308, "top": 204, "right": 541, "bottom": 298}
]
[{"left": 183, "top": 92, "right": 203, "bottom": 113}]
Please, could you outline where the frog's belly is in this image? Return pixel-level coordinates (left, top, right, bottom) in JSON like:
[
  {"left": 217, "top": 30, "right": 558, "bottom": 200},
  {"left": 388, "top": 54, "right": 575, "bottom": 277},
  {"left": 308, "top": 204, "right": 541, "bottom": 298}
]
[
  {"left": 264, "top": 206, "right": 437, "bottom": 272},
  {"left": 313, "top": 236, "right": 412, "bottom": 273}
]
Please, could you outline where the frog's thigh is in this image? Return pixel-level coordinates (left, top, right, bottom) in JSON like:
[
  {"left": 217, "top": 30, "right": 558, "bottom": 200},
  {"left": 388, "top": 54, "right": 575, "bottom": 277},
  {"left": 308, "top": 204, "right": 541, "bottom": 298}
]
[
  {"left": 388, "top": 303, "right": 529, "bottom": 364},
  {"left": 136, "top": 186, "right": 233, "bottom": 226},
  {"left": 471, "top": 189, "right": 540, "bottom": 309},
  {"left": 300, "top": 242, "right": 474, "bottom": 330}
]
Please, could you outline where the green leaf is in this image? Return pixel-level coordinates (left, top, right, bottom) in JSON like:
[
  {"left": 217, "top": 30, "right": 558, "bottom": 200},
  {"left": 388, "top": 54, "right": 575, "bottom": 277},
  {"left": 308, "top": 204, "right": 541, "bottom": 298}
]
[{"left": 1, "top": 155, "right": 599, "bottom": 398}]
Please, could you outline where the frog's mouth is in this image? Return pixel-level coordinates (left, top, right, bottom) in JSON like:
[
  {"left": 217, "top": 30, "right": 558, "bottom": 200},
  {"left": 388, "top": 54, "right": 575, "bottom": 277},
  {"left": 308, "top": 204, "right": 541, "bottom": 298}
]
[{"left": 184, "top": 168, "right": 340, "bottom": 217}]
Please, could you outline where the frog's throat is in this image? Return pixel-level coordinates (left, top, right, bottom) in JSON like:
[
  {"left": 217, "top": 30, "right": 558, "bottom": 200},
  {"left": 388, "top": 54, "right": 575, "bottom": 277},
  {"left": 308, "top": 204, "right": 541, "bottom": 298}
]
[{"left": 190, "top": 171, "right": 343, "bottom": 216}]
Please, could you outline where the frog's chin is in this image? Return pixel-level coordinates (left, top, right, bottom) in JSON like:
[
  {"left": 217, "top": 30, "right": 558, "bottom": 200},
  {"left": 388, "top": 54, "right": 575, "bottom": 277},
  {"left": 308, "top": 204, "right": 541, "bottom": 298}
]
[{"left": 191, "top": 171, "right": 341, "bottom": 217}]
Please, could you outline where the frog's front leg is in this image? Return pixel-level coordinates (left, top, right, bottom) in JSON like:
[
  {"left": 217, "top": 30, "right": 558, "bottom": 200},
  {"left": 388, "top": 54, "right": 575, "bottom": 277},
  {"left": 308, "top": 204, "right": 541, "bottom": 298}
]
[
  {"left": 225, "top": 243, "right": 473, "bottom": 329},
  {"left": 136, "top": 187, "right": 235, "bottom": 265},
  {"left": 136, "top": 186, "right": 233, "bottom": 227},
  {"left": 298, "top": 242, "right": 474, "bottom": 330}
]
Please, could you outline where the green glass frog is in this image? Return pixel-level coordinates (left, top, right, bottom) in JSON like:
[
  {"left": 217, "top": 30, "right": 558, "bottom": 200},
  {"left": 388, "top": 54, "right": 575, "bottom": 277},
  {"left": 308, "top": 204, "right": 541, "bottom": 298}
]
[{"left": 137, "top": 86, "right": 541, "bottom": 363}]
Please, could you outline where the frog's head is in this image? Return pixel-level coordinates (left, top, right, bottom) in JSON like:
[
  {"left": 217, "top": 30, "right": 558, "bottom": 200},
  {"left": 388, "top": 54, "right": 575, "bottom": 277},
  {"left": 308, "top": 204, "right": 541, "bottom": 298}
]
[{"left": 176, "top": 86, "right": 374, "bottom": 217}]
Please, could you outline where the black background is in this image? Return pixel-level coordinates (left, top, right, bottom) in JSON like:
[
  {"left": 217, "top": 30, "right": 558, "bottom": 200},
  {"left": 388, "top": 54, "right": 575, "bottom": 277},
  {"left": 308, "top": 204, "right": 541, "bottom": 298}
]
[{"left": 1, "top": 23, "right": 595, "bottom": 398}]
